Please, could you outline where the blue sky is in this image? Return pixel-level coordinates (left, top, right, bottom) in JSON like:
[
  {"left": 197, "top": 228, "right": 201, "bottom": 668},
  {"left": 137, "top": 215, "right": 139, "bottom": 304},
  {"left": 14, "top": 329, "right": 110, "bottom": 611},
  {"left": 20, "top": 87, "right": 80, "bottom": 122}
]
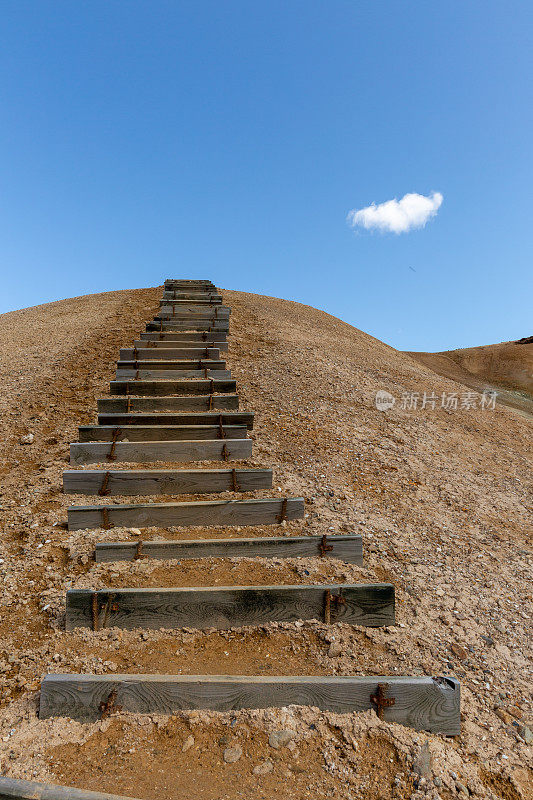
[{"left": 1, "top": 1, "right": 532, "bottom": 351}]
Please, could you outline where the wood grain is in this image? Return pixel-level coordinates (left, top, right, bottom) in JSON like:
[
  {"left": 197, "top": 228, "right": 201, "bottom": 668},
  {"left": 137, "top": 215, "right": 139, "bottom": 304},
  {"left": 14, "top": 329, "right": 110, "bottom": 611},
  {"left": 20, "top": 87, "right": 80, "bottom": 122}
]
[
  {"left": 77, "top": 424, "right": 248, "bottom": 442},
  {"left": 133, "top": 339, "right": 229, "bottom": 351},
  {"left": 110, "top": 379, "right": 237, "bottom": 395},
  {"left": 67, "top": 496, "right": 303, "bottom": 528},
  {"left": 97, "top": 395, "right": 240, "bottom": 412},
  {"left": 116, "top": 359, "right": 226, "bottom": 370},
  {"left": 96, "top": 411, "right": 254, "bottom": 428},
  {"left": 115, "top": 369, "right": 232, "bottom": 381},
  {"left": 69, "top": 438, "right": 252, "bottom": 467},
  {"left": 120, "top": 347, "right": 221, "bottom": 359},
  {"left": 63, "top": 467, "right": 272, "bottom": 496},
  {"left": 39, "top": 674, "right": 461, "bottom": 734},
  {"left": 65, "top": 583, "right": 394, "bottom": 630},
  {"left": 146, "top": 321, "right": 229, "bottom": 332},
  {"left": 94, "top": 533, "right": 362, "bottom": 562},
  {"left": 140, "top": 332, "right": 228, "bottom": 342}
]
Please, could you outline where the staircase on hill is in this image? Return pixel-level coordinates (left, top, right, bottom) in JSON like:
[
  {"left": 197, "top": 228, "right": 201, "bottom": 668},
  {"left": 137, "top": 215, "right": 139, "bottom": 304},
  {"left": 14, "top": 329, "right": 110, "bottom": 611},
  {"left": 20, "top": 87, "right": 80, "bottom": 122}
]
[{"left": 38, "top": 278, "right": 460, "bottom": 735}]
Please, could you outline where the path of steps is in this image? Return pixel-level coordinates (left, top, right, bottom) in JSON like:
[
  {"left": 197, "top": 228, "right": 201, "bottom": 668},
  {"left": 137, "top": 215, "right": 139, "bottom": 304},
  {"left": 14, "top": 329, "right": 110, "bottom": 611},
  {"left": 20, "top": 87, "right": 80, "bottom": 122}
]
[{"left": 39, "top": 278, "right": 460, "bottom": 738}]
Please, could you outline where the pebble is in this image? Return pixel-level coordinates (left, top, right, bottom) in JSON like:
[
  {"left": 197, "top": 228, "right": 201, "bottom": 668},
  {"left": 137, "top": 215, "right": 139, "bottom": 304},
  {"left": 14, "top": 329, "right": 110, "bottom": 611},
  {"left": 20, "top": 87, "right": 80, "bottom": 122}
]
[
  {"left": 327, "top": 642, "right": 342, "bottom": 658},
  {"left": 450, "top": 643, "right": 468, "bottom": 661},
  {"left": 20, "top": 434, "right": 34, "bottom": 445},
  {"left": 269, "top": 729, "right": 295, "bottom": 749},
  {"left": 253, "top": 759, "right": 274, "bottom": 775},
  {"left": 223, "top": 744, "right": 243, "bottom": 763},
  {"left": 413, "top": 742, "right": 432, "bottom": 777},
  {"left": 182, "top": 735, "right": 194, "bottom": 752}
]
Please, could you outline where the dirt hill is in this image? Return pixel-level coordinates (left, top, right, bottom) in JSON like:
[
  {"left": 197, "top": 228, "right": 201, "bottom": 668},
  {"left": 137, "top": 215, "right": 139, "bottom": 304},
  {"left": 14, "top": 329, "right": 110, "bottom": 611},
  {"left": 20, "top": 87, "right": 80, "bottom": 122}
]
[
  {"left": 0, "top": 288, "right": 531, "bottom": 800},
  {"left": 407, "top": 340, "right": 533, "bottom": 419}
]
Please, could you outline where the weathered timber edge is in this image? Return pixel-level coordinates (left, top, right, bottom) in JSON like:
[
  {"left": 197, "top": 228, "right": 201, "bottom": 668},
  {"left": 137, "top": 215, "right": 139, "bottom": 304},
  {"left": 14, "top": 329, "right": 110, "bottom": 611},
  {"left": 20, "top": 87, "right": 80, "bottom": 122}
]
[
  {"left": 38, "top": 674, "right": 461, "bottom": 734},
  {"left": 67, "top": 497, "right": 304, "bottom": 529},
  {"left": 94, "top": 533, "right": 363, "bottom": 563},
  {"left": 0, "top": 777, "right": 141, "bottom": 800}
]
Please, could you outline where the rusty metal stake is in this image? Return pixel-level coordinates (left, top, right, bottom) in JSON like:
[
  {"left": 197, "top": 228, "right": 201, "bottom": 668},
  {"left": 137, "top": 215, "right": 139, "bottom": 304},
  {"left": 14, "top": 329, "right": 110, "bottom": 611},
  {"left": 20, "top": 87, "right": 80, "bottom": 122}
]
[
  {"left": 98, "top": 471, "right": 111, "bottom": 497},
  {"left": 106, "top": 427, "right": 122, "bottom": 462},
  {"left": 318, "top": 534, "right": 333, "bottom": 557},
  {"left": 277, "top": 498, "right": 288, "bottom": 524},
  {"left": 101, "top": 507, "right": 112, "bottom": 530},
  {"left": 370, "top": 683, "right": 395, "bottom": 719}
]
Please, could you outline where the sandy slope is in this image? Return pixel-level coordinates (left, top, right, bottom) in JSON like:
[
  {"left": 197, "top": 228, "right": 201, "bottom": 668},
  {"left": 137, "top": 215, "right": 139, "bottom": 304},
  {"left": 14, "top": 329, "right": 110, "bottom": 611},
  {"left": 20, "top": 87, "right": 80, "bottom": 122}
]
[
  {"left": 407, "top": 340, "right": 533, "bottom": 418},
  {"left": 0, "top": 287, "right": 531, "bottom": 800}
]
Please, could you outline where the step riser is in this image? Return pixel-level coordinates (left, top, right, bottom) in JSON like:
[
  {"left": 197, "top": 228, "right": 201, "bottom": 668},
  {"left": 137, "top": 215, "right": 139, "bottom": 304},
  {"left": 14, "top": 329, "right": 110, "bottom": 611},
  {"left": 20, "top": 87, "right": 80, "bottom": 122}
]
[
  {"left": 116, "top": 360, "right": 226, "bottom": 370},
  {"left": 39, "top": 675, "right": 460, "bottom": 734},
  {"left": 67, "top": 497, "right": 303, "bottom": 529},
  {"left": 63, "top": 468, "right": 272, "bottom": 496},
  {"left": 69, "top": 439, "right": 252, "bottom": 467},
  {"left": 110, "top": 380, "right": 237, "bottom": 396},
  {"left": 114, "top": 370, "right": 232, "bottom": 380},
  {"left": 134, "top": 339, "right": 228, "bottom": 351},
  {"left": 121, "top": 348, "right": 221, "bottom": 359},
  {"left": 77, "top": 425, "right": 248, "bottom": 442},
  {"left": 96, "top": 412, "right": 253, "bottom": 428},
  {"left": 140, "top": 332, "right": 228, "bottom": 342},
  {"left": 97, "top": 395, "right": 240, "bottom": 412},
  {"left": 94, "top": 534, "right": 362, "bottom": 562},
  {"left": 65, "top": 584, "right": 395, "bottom": 631}
]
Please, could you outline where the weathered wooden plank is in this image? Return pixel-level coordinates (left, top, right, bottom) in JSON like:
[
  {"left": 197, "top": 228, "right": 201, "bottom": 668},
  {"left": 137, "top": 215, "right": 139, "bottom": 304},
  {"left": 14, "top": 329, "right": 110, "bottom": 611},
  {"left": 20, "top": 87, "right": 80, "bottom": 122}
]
[
  {"left": 97, "top": 395, "right": 240, "bottom": 412},
  {"left": 157, "top": 309, "right": 230, "bottom": 319},
  {"left": 0, "top": 776, "right": 141, "bottom": 800},
  {"left": 146, "top": 321, "right": 229, "bottom": 332},
  {"left": 140, "top": 332, "right": 227, "bottom": 342},
  {"left": 96, "top": 411, "right": 254, "bottom": 428},
  {"left": 114, "top": 369, "right": 232, "bottom": 380},
  {"left": 158, "top": 302, "right": 229, "bottom": 311},
  {"left": 94, "top": 533, "right": 361, "bottom": 562},
  {"left": 65, "top": 583, "right": 394, "bottom": 631},
  {"left": 110, "top": 379, "right": 237, "bottom": 396},
  {"left": 67, "top": 496, "right": 303, "bottom": 529},
  {"left": 117, "top": 359, "right": 226, "bottom": 369},
  {"left": 39, "top": 674, "right": 460, "bottom": 733},
  {"left": 117, "top": 360, "right": 226, "bottom": 372},
  {"left": 120, "top": 347, "right": 221, "bottom": 360},
  {"left": 77, "top": 424, "right": 248, "bottom": 442},
  {"left": 161, "top": 294, "right": 223, "bottom": 302},
  {"left": 69, "top": 438, "right": 252, "bottom": 467},
  {"left": 134, "top": 338, "right": 228, "bottom": 351},
  {"left": 154, "top": 316, "right": 230, "bottom": 325},
  {"left": 63, "top": 467, "right": 272, "bottom": 496}
]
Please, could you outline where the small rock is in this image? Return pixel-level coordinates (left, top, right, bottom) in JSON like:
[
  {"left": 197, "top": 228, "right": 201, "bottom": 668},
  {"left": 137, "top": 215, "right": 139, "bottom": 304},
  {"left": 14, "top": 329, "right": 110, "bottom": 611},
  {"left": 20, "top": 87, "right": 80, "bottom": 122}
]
[
  {"left": 495, "top": 709, "right": 513, "bottom": 725},
  {"left": 253, "top": 759, "right": 274, "bottom": 775},
  {"left": 327, "top": 642, "right": 342, "bottom": 658},
  {"left": 433, "top": 777, "right": 442, "bottom": 787},
  {"left": 20, "top": 434, "right": 34, "bottom": 445},
  {"left": 182, "top": 735, "right": 194, "bottom": 752},
  {"left": 129, "top": 528, "right": 142, "bottom": 536},
  {"left": 480, "top": 635, "right": 494, "bottom": 646},
  {"left": 218, "top": 734, "right": 231, "bottom": 746},
  {"left": 519, "top": 726, "right": 532, "bottom": 744},
  {"left": 450, "top": 643, "right": 468, "bottom": 661},
  {"left": 507, "top": 705, "right": 523, "bottom": 720},
  {"left": 456, "top": 781, "right": 468, "bottom": 795},
  {"left": 269, "top": 729, "right": 295, "bottom": 749},
  {"left": 223, "top": 744, "right": 242, "bottom": 763},
  {"left": 413, "top": 742, "right": 432, "bottom": 777}
]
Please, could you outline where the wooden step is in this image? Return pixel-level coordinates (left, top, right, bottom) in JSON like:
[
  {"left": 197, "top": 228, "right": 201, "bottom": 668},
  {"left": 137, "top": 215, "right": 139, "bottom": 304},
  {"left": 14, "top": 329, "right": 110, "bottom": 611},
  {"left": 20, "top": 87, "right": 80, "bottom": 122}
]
[
  {"left": 117, "top": 360, "right": 226, "bottom": 373},
  {"left": 94, "top": 533, "right": 362, "bottom": 562},
  {"left": 140, "top": 332, "right": 227, "bottom": 342},
  {"left": 114, "top": 369, "right": 232, "bottom": 381},
  {"left": 69, "top": 438, "right": 252, "bottom": 466},
  {"left": 39, "top": 674, "right": 460, "bottom": 733},
  {"left": 96, "top": 411, "right": 254, "bottom": 428},
  {"left": 154, "top": 315, "right": 230, "bottom": 325},
  {"left": 157, "top": 308, "right": 230, "bottom": 318},
  {"left": 158, "top": 301, "right": 229, "bottom": 311},
  {"left": 97, "top": 395, "right": 240, "bottom": 413},
  {"left": 146, "top": 321, "right": 229, "bottom": 332},
  {"left": 63, "top": 467, "right": 272, "bottom": 496},
  {"left": 0, "top": 776, "right": 141, "bottom": 800},
  {"left": 77, "top": 424, "right": 248, "bottom": 443},
  {"left": 67, "top": 497, "right": 303, "bottom": 529},
  {"left": 134, "top": 339, "right": 228, "bottom": 351},
  {"left": 120, "top": 347, "right": 221, "bottom": 360},
  {"left": 162, "top": 293, "right": 222, "bottom": 302},
  {"left": 110, "top": 379, "right": 237, "bottom": 396},
  {"left": 65, "top": 583, "right": 395, "bottom": 631}
]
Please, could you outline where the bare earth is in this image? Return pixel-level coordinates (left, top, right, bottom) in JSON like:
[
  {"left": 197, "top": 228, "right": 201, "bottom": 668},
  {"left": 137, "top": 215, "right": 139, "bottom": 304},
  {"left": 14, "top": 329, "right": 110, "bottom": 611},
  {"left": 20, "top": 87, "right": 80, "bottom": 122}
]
[{"left": 0, "top": 287, "right": 531, "bottom": 800}]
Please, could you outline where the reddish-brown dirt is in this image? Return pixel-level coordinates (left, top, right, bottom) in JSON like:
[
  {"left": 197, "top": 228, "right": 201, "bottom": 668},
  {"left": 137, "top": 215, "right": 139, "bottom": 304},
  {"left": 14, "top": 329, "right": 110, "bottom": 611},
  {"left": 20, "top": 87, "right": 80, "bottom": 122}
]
[{"left": 0, "top": 286, "right": 531, "bottom": 799}]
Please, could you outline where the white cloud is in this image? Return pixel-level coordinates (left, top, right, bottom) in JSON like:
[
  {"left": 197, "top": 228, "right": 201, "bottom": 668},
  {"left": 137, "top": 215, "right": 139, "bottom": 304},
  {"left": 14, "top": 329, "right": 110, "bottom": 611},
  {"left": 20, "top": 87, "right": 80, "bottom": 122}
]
[{"left": 346, "top": 191, "right": 443, "bottom": 234}]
